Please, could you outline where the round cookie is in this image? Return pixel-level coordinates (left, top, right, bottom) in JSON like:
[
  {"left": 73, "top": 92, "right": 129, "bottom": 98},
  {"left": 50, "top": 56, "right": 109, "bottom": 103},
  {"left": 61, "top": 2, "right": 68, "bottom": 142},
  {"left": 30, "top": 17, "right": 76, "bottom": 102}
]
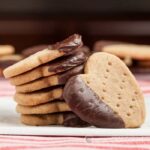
[
  {"left": 14, "top": 87, "right": 63, "bottom": 106},
  {"left": 99, "top": 43, "right": 150, "bottom": 60},
  {"left": 94, "top": 40, "right": 150, "bottom": 60},
  {"left": 9, "top": 47, "right": 89, "bottom": 86},
  {"left": 63, "top": 52, "right": 145, "bottom": 128},
  {"left": 93, "top": 40, "right": 124, "bottom": 52},
  {"left": 16, "top": 65, "right": 84, "bottom": 93},
  {"left": 0, "top": 45, "right": 15, "bottom": 56},
  {"left": 16, "top": 101, "right": 71, "bottom": 114},
  {"left": 3, "top": 34, "right": 82, "bottom": 78},
  {"left": 22, "top": 45, "right": 49, "bottom": 57},
  {"left": 21, "top": 113, "right": 90, "bottom": 127}
]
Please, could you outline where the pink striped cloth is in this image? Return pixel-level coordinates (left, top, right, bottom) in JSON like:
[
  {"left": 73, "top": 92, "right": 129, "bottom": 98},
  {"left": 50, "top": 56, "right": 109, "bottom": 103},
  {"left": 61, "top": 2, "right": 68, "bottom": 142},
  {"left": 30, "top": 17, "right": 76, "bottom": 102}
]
[
  {"left": 1, "top": 74, "right": 150, "bottom": 97},
  {"left": 0, "top": 74, "right": 150, "bottom": 150},
  {"left": 0, "top": 135, "right": 150, "bottom": 150}
]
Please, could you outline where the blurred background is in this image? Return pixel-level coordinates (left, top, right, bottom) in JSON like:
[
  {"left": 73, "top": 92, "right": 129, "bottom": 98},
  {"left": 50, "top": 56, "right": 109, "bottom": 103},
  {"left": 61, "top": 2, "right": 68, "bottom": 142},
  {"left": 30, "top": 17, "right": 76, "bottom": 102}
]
[{"left": 1, "top": 0, "right": 150, "bottom": 52}]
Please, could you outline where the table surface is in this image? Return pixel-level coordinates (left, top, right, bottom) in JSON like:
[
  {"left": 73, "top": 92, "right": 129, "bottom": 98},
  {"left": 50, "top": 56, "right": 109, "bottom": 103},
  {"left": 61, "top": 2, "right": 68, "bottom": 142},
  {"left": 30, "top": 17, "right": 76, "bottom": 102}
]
[{"left": 0, "top": 74, "right": 150, "bottom": 150}]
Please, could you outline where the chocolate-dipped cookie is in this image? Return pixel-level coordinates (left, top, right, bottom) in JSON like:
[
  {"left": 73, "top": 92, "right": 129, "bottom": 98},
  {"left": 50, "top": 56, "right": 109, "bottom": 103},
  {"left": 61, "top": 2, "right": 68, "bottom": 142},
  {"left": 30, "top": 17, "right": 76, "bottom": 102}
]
[
  {"left": 9, "top": 47, "right": 89, "bottom": 86},
  {"left": 63, "top": 52, "right": 145, "bottom": 128},
  {"left": 3, "top": 34, "right": 82, "bottom": 78},
  {"left": 21, "top": 112, "right": 90, "bottom": 127},
  {"left": 15, "top": 65, "right": 84, "bottom": 93}
]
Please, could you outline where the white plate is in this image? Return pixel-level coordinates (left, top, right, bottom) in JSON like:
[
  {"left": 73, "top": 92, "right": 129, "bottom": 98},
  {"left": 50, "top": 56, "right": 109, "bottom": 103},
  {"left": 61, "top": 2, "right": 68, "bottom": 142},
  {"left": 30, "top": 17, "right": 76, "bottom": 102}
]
[{"left": 0, "top": 96, "right": 150, "bottom": 137}]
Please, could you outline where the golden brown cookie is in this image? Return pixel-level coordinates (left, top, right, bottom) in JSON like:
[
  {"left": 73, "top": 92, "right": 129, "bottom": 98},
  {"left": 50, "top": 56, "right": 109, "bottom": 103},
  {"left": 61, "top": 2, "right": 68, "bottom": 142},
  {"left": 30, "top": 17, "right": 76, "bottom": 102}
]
[
  {"left": 63, "top": 52, "right": 145, "bottom": 128},
  {"left": 94, "top": 41, "right": 150, "bottom": 60},
  {"left": 21, "top": 113, "right": 90, "bottom": 127},
  {"left": 3, "top": 34, "right": 82, "bottom": 78},
  {"left": 0, "top": 45, "right": 15, "bottom": 56},
  {"left": 9, "top": 47, "right": 89, "bottom": 86},
  {"left": 14, "top": 87, "right": 63, "bottom": 106},
  {"left": 16, "top": 101, "right": 71, "bottom": 114},
  {"left": 16, "top": 65, "right": 83, "bottom": 93}
]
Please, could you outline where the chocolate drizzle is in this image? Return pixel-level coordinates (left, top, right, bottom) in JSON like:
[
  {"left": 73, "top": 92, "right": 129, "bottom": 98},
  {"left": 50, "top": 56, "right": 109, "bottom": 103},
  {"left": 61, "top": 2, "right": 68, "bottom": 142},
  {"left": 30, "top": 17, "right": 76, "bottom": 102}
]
[
  {"left": 48, "top": 48, "right": 89, "bottom": 73},
  {"left": 63, "top": 76, "right": 125, "bottom": 128},
  {"left": 51, "top": 34, "right": 83, "bottom": 54},
  {"left": 58, "top": 65, "right": 84, "bottom": 84}
]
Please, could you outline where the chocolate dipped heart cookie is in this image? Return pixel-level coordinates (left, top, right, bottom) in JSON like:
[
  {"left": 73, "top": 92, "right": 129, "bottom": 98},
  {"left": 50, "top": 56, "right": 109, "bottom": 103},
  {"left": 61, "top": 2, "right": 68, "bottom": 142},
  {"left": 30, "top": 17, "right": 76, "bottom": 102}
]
[{"left": 63, "top": 52, "right": 145, "bottom": 128}]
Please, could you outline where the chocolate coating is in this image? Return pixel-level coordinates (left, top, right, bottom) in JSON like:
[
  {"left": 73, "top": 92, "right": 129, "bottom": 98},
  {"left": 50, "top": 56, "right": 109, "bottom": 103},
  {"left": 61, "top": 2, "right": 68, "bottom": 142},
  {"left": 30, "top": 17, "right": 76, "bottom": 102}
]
[
  {"left": 51, "top": 34, "right": 83, "bottom": 54},
  {"left": 63, "top": 76, "right": 125, "bottom": 128},
  {"left": 63, "top": 113, "right": 90, "bottom": 127},
  {"left": 22, "top": 45, "right": 48, "bottom": 57},
  {"left": 58, "top": 65, "right": 84, "bottom": 84},
  {"left": 48, "top": 47, "right": 90, "bottom": 73}
]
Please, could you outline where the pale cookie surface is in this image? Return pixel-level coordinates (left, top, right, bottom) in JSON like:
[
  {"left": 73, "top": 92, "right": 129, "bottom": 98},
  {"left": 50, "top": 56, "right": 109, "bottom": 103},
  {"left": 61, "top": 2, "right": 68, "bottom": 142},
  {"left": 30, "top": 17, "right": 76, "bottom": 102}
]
[
  {"left": 0, "top": 45, "right": 15, "bottom": 56},
  {"left": 16, "top": 65, "right": 83, "bottom": 93},
  {"left": 102, "top": 44, "right": 150, "bottom": 60},
  {"left": 9, "top": 49, "right": 88, "bottom": 86},
  {"left": 14, "top": 87, "right": 63, "bottom": 106},
  {"left": 16, "top": 101, "right": 71, "bottom": 114},
  {"left": 64, "top": 52, "right": 145, "bottom": 128},
  {"left": 3, "top": 34, "right": 82, "bottom": 78},
  {"left": 21, "top": 113, "right": 89, "bottom": 126},
  {"left": 84, "top": 52, "right": 145, "bottom": 127},
  {"left": 0, "top": 55, "right": 23, "bottom": 61}
]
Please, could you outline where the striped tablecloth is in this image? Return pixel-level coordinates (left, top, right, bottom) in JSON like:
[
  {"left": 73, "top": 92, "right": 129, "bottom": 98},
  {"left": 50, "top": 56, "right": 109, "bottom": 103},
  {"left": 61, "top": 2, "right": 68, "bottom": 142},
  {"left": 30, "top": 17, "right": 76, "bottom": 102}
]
[{"left": 0, "top": 74, "right": 150, "bottom": 150}]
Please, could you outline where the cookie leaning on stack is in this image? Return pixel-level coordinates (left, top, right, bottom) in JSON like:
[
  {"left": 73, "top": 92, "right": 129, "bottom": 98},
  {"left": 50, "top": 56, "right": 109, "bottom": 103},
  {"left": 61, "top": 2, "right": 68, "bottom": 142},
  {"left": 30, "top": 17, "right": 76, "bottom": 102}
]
[
  {"left": 3, "top": 34, "right": 90, "bottom": 127},
  {"left": 63, "top": 52, "right": 145, "bottom": 128}
]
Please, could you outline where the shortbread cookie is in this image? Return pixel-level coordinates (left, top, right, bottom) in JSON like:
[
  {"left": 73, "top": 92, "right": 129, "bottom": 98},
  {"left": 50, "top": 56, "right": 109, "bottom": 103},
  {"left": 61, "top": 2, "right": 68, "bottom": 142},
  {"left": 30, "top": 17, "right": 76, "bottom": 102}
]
[
  {"left": 22, "top": 45, "right": 49, "bottom": 57},
  {"left": 94, "top": 41, "right": 124, "bottom": 52},
  {"left": 9, "top": 47, "right": 88, "bottom": 86},
  {"left": 3, "top": 34, "right": 82, "bottom": 78},
  {"left": 0, "top": 45, "right": 15, "bottom": 56},
  {"left": 63, "top": 52, "right": 145, "bottom": 128},
  {"left": 17, "top": 101, "right": 71, "bottom": 114},
  {"left": 16, "top": 65, "right": 83, "bottom": 93},
  {"left": 94, "top": 40, "right": 150, "bottom": 60},
  {"left": 14, "top": 87, "right": 63, "bottom": 106},
  {"left": 21, "top": 113, "right": 90, "bottom": 127}
]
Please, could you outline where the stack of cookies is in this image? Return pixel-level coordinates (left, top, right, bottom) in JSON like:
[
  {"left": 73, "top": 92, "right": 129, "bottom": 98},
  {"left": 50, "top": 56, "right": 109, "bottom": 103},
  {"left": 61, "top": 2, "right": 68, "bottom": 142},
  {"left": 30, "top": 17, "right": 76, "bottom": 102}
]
[
  {"left": 0, "top": 45, "right": 23, "bottom": 76},
  {"left": 93, "top": 41, "right": 150, "bottom": 73},
  {"left": 3, "top": 34, "right": 90, "bottom": 127}
]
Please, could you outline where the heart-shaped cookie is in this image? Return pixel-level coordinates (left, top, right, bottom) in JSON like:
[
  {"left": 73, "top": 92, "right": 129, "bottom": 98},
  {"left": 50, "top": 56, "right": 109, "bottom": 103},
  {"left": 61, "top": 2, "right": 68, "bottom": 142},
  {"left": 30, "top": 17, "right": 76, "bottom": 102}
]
[{"left": 63, "top": 52, "right": 145, "bottom": 128}]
